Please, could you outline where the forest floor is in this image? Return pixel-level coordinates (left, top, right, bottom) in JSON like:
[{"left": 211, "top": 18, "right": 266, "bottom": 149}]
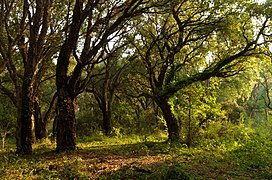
[{"left": 0, "top": 135, "right": 272, "bottom": 179}]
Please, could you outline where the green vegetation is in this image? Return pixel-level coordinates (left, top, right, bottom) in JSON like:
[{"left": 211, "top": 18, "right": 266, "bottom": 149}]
[
  {"left": 1, "top": 131, "right": 272, "bottom": 179},
  {"left": 1, "top": 0, "right": 272, "bottom": 179}
]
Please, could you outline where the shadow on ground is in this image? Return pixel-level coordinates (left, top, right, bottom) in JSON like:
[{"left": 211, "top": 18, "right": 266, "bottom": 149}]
[{"left": 1, "top": 140, "right": 272, "bottom": 179}]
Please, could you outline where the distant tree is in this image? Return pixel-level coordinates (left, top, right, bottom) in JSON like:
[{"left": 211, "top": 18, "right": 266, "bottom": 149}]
[
  {"left": 214, "top": 57, "right": 260, "bottom": 123},
  {"left": 87, "top": 48, "right": 135, "bottom": 136},
  {"left": 170, "top": 79, "right": 226, "bottom": 147}
]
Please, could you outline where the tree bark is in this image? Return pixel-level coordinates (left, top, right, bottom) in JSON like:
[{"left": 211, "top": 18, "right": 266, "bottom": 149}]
[
  {"left": 56, "top": 89, "right": 76, "bottom": 152},
  {"left": 155, "top": 97, "right": 180, "bottom": 142},
  {"left": 17, "top": 76, "right": 35, "bottom": 154},
  {"left": 55, "top": 0, "right": 82, "bottom": 152},
  {"left": 93, "top": 93, "right": 113, "bottom": 136}
]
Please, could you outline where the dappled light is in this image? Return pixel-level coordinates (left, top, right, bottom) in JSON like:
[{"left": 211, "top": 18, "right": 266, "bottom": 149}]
[
  {"left": 1, "top": 135, "right": 272, "bottom": 179},
  {"left": 1, "top": 0, "right": 272, "bottom": 179}
]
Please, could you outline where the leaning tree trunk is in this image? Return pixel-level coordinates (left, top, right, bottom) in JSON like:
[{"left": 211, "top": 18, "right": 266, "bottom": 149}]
[
  {"left": 155, "top": 97, "right": 180, "bottom": 142},
  {"left": 56, "top": 88, "right": 76, "bottom": 152}
]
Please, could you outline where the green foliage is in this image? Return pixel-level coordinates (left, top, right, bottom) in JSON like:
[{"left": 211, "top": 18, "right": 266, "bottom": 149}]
[
  {"left": 61, "top": 160, "right": 89, "bottom": 179},
  {"left": 76, "top": 93, "right": 102, "bottom": 136},
  {"left": 228, "top": 137, "right": 272, "bottom": 170},
  {"left": 0, "top": 1, "right": 272, "bottom": 179},
  {"left": 170, "top": 79, "right": 226, "bottom": 146},
  {"left": 197, "top": 120, "right": 255, "bottom": 149},
  {"left": 0, "top": 95, "right": 16, "bottom": 148},
  {"left": 76, "top": 90, "right": 163, "bottom": 137},
  {"left": 113, "top": 99, "right": 161, "bottom": 135},
  {"left": 112, "top": 100, "right": 135, "bottom": 133}
]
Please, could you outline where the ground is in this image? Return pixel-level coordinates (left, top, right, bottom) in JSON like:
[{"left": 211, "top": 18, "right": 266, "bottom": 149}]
[{"left": 0, "top": 135, "right": 272, "bottom": 179}]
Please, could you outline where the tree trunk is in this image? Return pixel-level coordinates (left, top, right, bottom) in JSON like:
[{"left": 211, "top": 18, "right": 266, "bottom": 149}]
[
  {"left": 33, "top": 97, "right": 46, "bottom": 140},
  {"left": 43, "top": 93, "right": 58, "bottom": 139},
  {"left": 93, "top": 89, "right": 113, "bottom": 136},
  {"left": 52, "top": 115, "right": 57, "bottom": 139},
  {"left": 155, "top": 97, "right": 180, "bottom": 142},
  {"left": 16, "top": 77, "right": 35, "bottom": 155},
  {"left": 55, "top": 0, "right": 83, "bottom": 152},
  {"left": 102, "top": 106, "right": 112, "bottom": 136},
  {"left": 56, "top": 88, "right": 76, "bottom": 152},
  {"left": 34, "top": 93, "right": 57, "bottom": 140}
]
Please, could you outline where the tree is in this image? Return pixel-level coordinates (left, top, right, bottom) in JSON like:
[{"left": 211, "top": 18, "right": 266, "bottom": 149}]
[
  {"left": 55, "top": 0, "right": 171, "bottom": 152},
  {"left": 0, "top": 0, "right": 63, "bottom": 154},
  {"left": 169, "top": 79, "right": 226, "bottom": 147},
  {"left": 88, "top": 53, "right": 134, "bottom": 136},
  {"left": 129, "top": 0, "right": 270, "bottom": 142}
]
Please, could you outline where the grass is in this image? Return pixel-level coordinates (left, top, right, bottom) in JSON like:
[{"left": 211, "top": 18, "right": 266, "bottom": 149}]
[{"left": 1, "top": 135, "right": 272, "bottom": 179}]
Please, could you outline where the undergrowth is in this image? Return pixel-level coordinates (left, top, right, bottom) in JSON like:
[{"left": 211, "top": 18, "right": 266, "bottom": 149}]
[{"left": 0, "top": 134, "right": 272, "bottom": 179}]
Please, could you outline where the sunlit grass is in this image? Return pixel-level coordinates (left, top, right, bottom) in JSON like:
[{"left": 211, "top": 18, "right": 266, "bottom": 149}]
[{"left": 1, "top": 134, "right": 272, "bottom": 179}]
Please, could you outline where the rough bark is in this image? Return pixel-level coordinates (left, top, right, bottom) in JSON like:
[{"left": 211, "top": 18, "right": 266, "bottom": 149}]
[
  {"left": 56, "top": 90, "right": 76, "bottom": 152},
  {"left": 15, "top": 0, "right": 52, "bottom": 154},
  {"left": 18, "top": 75, "right": 35, "bottom": 154},
  {"left": 55, "top": 0, "right": 82, "bottom": 152}
]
